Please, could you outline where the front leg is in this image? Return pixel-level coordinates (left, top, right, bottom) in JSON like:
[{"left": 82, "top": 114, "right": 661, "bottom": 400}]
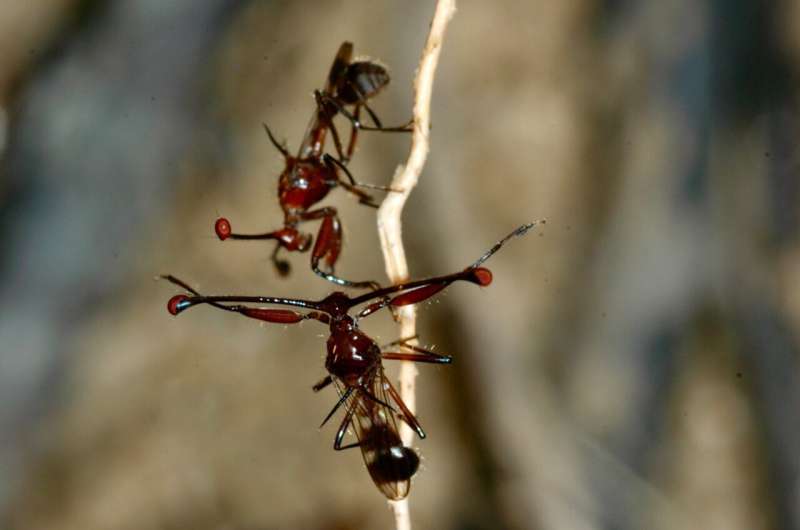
[{"left": 300, "top": 208, "right": 381, "bottom": 290}]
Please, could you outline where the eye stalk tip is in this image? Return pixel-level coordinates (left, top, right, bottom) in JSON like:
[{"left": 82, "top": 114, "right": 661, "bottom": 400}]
[
  {"left": 167, "top": 295, "right": 190, "bottom": 316},
  {"left": 473, "top": 267, "right": 493, "bottom": 286},
  {"left": 215, "top": 218, "right": 232, "bottom": 241}
]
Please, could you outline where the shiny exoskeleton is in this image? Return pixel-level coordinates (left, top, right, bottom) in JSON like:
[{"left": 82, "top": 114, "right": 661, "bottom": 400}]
[
  {"left": 164, "top": 223, "right": 539, "bottom": 498},
  {"left": 215, "top": 42, "right": 412, "bottom": 288}
]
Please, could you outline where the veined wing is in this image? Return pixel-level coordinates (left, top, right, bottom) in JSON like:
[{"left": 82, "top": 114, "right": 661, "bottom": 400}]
[
  {"left": 297, "top": 42, "right": 353, "bottom": 158},
  {"left": 326, "top": 42, "right": 353, "bottom": 92},
  {"left": 338, "top": 368, "right": 419, "bottom": 500}
]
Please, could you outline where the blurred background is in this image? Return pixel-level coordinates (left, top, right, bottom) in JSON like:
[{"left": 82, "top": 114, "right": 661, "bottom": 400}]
[{"left": 1, "top": 0, "right": 799, "bottom": 528}]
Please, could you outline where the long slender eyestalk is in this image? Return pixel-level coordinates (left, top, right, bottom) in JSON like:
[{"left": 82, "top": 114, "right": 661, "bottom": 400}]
[
  {"left": 166, "top": 294, "right": 322, "bottom": 315},
  {"left": 215, "top": 218, "right": 283, "bottom": 241},
  {"left": 162, "top": 275, "right": 323, "bottom": 316},
  {"left": 350, "top": 222, "right": 542, "bottom": 309}
]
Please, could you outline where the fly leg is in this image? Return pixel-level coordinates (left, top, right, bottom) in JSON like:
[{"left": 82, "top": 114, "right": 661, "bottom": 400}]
[
  {"left": 333, "top": 398, "right": 361, "bottom": 451},
  {"left": 300, "top": 207, "right": 381, "bottom": 290},
  {"left": 315, "top": 90, "right": 413, "bottom": 133}
]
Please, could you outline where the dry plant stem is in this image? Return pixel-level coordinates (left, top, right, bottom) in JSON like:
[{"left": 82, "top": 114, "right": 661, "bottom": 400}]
[
  {"left": 377, "top": 0, "right": 456, "bottom": 529},
  {"left": 378, "top": 0, "right": 456, "bottom": 444}
]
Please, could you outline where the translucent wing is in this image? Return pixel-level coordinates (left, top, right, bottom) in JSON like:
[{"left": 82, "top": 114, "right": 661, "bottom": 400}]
[
  {"left": 326, "top": 42, "right": 354, "bottom": 92},
  {"left": 337, "top": 369, "right": 419, "bottom": 500},
  {"left": 338, "top": 61, "right": 390, "bottom": 105},
  {"left": 298, "top": 42, "right": 354, "bottom": 158}
]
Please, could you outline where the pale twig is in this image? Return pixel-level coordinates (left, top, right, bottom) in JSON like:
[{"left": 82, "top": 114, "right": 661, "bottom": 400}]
[{"left": 376, "top": 1, "right": 457, "bottom": 529}]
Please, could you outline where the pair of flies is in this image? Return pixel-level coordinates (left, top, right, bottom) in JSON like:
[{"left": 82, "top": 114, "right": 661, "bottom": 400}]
[{"left": 167, "top": 41, "right": 541, "bottom": 499}]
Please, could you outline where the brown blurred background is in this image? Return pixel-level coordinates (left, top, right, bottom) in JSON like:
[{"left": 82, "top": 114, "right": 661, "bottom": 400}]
[{"left": 1, "top": 0, "right": 799, "bottom": 529}]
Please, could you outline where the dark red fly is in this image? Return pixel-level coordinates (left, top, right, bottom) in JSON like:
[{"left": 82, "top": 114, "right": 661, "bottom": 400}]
[
  {"left": 214, "top": 42, "right": 412, "bottom": 288},
  {"left": 164, "top": 223, "right": 540, "bottom": 498}
]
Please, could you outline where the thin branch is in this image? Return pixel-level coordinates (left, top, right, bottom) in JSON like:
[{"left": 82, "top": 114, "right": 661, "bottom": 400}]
[{"left": 377, "top": 0, "right": 456, "bottom": 529}]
